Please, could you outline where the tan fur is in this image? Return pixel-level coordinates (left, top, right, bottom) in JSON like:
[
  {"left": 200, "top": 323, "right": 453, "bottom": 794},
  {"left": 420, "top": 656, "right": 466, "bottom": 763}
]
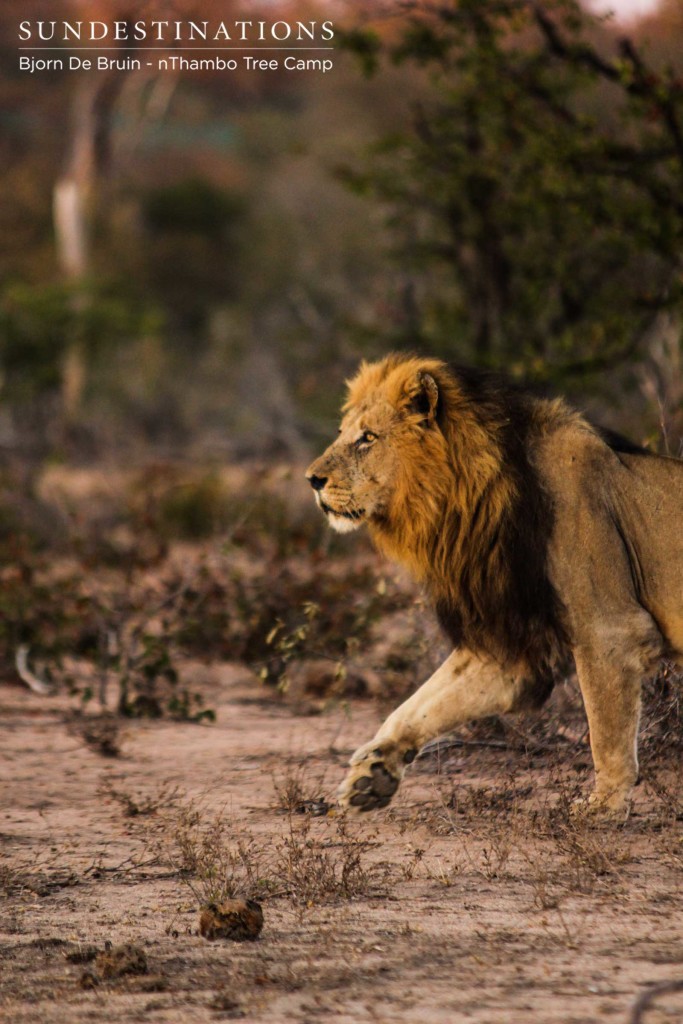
[{"left": 306, "top": 354, "right": 683, "bottom": 817}]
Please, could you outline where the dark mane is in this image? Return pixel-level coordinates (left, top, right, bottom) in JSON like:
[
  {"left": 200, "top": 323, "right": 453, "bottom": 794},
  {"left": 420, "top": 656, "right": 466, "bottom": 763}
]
[{"left": 432, "top": 365, "right": 568, "bottom": 688}]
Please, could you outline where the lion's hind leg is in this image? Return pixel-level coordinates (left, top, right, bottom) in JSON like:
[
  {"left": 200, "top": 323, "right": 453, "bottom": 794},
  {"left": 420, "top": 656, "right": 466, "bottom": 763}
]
[
  {"left": 573, "top": 612, "right": 663, "bottom": 818},
  {"left": 339, "top": 649, "right": 540, "bottom": 812}
]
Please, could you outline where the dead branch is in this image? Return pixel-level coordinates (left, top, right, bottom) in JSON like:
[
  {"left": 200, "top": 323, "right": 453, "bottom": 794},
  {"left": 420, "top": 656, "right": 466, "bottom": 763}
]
[{"left": 15, "top": 645, "right": 52, "bottom": 695}]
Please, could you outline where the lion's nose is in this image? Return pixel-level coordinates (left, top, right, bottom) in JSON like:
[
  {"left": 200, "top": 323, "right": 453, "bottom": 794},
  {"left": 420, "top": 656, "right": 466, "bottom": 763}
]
[{"left": 307, "top": 474, "right": 328, "bottom": 492}]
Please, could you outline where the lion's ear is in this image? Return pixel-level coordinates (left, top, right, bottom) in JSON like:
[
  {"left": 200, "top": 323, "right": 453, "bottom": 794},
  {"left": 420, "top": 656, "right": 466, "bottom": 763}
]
[{"left": 406, "top": 371, "right": 439, "bottom": 426}]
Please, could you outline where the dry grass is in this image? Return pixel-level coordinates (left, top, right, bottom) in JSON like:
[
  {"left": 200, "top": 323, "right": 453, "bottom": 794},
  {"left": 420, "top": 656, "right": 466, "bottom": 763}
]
[
  {"left": 149, "top": 797, "right": 391, "bottom": 909},
  {"left": 98, "top": 779, "right": 182, "bottom": 818},
  {"left": 271, "top": 815, "right": 388, "bottom": 905},
  {"left": 410, "top": 748, "right": 653, "bottom": 908},
  {"left": 155, "top": 800, "right": 271, "bottom": 905},
  {"left": 0, "top": 863, "right": 79, "bottom": 898},
  {"left": 641, "top": 662, "right": 683, "bottom": 761},
  {"left": 68, "top": 712, "right": 122, "bottom": 757},
  {"left": 0, "top": 864, "right": 19, "bottom": 896}
]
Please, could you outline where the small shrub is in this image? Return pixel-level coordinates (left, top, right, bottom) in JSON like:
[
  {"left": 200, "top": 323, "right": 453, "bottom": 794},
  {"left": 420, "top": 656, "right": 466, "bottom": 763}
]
[
  {"left": 161, "top": 802, "right": 273, "bottom": 905},
  {"left": 99, "top": 780, "right": 181, "bottom": 817},
  {"left": 69, "top": 713, "right": 121, "bottom": 757},
  {"left": 0, "top": 556, "right": 100, "bottom": 681},
  {"left": 272, "top": 816, "right": 385, "bottom": 905},
  {"left": 155, "top": 800, "right": 385, "bottom": 909}
]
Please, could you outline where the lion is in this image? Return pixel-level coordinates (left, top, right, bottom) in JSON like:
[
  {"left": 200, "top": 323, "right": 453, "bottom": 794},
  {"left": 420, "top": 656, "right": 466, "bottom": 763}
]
[{"left": 305, "top": 354, "right": 683, "bottom": 816}]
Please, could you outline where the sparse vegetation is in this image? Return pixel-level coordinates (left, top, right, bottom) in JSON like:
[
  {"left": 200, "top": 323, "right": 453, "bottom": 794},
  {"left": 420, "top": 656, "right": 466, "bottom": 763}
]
[
  {"left": 98, "top": 779, "right": 182, "bottom": 818},
  {"left": 0, "top": 466, "right": 420, "bottom": 726},
  {"left": 69, "top": 712, "right": 121, "bottom": 758},
  {"left": 1, "top": 460, "right": 681, "bottom": 1024},
  {"left": 272, "top": 816, "right": 386, "bottom": 906},
  {"left": 156, "top": 800, "right": 272, "bottom": 906},
  {"left": 152, "top": 796, "right": 388, "bottom": 909}
]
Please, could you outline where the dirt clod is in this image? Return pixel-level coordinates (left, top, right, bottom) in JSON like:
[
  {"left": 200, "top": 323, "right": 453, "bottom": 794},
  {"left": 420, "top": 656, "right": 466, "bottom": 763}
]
[{"left": 199, "top": 899, "right": 264, "bottom": 942}]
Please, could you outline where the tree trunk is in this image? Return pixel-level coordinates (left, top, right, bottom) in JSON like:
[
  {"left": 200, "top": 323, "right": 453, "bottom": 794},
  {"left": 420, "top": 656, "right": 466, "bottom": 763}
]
[{"left": 52, "top": 78, "right": 101, "bottom": 424}]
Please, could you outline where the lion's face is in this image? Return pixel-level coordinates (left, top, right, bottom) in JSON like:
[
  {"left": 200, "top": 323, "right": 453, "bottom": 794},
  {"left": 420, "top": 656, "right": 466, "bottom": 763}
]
[
  {"left": 305, "top": 398, "right": 402, "bottom": 533},
  {"left": 305, "top": 361, "right": 442, "bottom": 534}
]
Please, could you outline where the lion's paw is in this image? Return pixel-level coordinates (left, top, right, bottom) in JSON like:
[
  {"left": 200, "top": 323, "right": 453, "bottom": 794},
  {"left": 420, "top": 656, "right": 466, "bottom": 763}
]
[
  {"left": 571, "top": 789, "right": 632, "bottom": 823},
  {"left": 338, "top": 739, "right": 417, "bottom": 812}
]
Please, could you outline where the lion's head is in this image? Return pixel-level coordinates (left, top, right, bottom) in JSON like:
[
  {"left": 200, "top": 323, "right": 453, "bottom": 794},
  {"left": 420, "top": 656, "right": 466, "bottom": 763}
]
[
  {"left": 306, "top": 355, "right": 449, "bottom": 537},
  {"left": 305, "top": 355, "right": 501, "bottom": 563}
]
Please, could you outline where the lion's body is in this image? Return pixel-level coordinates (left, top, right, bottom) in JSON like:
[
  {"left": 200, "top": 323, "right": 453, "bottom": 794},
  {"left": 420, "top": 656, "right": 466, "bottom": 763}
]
[
  {"left": 306, "top": 354, "right": 683, "bottom": 815},
  {"left": 540, "top": 433, "right": 683, "bottom": 658}
]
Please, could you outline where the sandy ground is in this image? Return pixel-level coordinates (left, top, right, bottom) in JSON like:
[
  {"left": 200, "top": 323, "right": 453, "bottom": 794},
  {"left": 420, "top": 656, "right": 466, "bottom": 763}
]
[{"left": 1, "top": 666, "right": 682, "bottom": 1024}]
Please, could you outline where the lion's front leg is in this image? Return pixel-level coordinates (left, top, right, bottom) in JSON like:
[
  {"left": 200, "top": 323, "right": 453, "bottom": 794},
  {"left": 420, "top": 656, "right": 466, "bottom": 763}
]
[{"left": 339, "top": 649, "right": 537, "bottom": 812}]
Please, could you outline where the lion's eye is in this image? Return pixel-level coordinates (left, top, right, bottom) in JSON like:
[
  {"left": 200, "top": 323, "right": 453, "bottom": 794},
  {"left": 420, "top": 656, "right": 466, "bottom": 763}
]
[{"left": 356, "top": 430, "right": 377, "bottom": 448}]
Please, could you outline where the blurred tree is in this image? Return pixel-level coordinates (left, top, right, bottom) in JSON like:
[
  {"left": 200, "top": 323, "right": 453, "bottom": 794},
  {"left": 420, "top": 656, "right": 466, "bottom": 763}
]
[
  {"left": 340, "top": 0, "right": 683, "bottom": 383},
  {"left": 52, "top": 0, "right": 230, "bottom": 421},
  {"left": 0, "top": 0, "right": 266, "bottom": 448}
]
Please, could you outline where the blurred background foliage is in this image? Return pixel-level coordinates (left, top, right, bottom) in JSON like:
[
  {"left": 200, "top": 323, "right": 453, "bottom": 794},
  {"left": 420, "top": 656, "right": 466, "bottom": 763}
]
[{"left": 0, "top": 0, "right": 682, "bottom": 464}]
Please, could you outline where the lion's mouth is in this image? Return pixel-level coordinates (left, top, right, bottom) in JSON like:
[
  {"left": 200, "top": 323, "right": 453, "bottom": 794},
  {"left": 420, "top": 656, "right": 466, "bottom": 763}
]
[
  {"left": 319, "top": 499, "right": 364, "bottom": 521},
  {"left": 316, "top": 496, "right": 365, "bottom": 533}
]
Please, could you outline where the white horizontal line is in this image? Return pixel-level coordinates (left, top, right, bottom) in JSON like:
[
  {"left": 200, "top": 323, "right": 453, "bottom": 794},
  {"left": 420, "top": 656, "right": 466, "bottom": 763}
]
[{"left": 19, "top": 47, "right": 334, "bottom": 51}]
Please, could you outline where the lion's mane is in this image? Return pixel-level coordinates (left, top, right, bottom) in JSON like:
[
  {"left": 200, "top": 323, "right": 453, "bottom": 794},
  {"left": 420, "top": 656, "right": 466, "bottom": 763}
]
[{"left": 347, "top": 355, "right": 571, "bottom": 684}]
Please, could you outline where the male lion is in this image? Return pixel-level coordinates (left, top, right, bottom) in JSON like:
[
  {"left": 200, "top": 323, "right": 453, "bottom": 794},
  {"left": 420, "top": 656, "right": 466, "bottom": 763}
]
[{"left": 305, "top": 354, "right": 683, "bottom": 816}]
